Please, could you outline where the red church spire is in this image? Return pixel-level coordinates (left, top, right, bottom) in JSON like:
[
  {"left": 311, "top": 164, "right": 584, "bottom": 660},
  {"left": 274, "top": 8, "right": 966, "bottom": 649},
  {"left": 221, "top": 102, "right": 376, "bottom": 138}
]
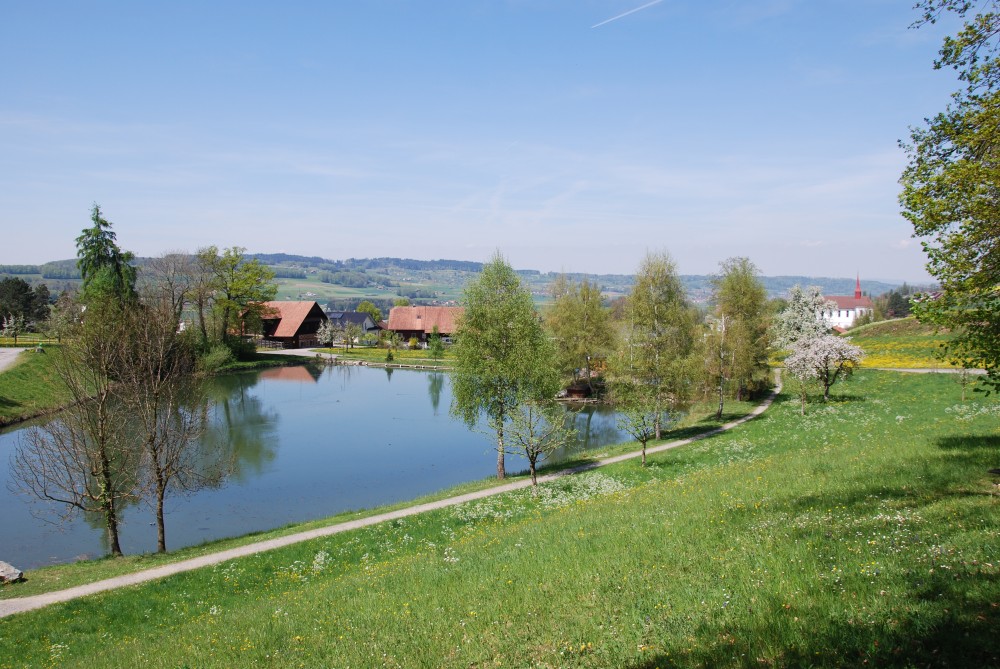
[{"left": 855, "top": 274, "right": 862, "bottom": 300}]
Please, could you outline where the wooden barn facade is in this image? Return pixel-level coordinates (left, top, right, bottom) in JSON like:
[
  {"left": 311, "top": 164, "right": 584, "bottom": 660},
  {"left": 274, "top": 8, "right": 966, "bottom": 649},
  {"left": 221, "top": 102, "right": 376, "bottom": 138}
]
[{"left": 259, "top": 301, "right": 328, "bottom": 348}]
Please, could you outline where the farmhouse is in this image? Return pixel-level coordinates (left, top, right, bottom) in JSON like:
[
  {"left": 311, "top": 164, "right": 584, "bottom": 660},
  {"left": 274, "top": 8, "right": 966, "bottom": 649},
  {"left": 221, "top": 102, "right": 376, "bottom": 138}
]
[
  {"left": 324, "top": 310, "right": 380, "bottom": 335},
  {"left": 258, "top": 300, "right": 328, "bottom": 348},
  {"left": 387, "top": 306, "right": 464, "bottom": 343},
  {"left": 820, "top": 277, "right": 873, "bottom": 330}
]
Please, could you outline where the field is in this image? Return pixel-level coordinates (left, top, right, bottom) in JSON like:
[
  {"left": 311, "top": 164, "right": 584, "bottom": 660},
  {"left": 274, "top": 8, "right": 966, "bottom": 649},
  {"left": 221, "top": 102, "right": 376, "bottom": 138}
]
[
  {"left": 1, "top": 370, "right": 997, "bottom": 668},
  {"left": 848, "top": 318, "right": 955, "bottom": 369}
]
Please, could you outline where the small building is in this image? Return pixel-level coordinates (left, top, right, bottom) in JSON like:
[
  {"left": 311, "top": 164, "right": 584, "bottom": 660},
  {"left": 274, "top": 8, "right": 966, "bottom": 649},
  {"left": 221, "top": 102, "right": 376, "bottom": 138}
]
[
  {"left": 386, "top": 306, "right": 464, "bottom": 343},
  {"left": 324, "top": 310, "right": 380, "bottom": 335},
  {"left": 259, "top": 301, "right": 328, "bottom": 348},
  {"left": 820, "top": 277, "right": 874, "bottom": 330}
]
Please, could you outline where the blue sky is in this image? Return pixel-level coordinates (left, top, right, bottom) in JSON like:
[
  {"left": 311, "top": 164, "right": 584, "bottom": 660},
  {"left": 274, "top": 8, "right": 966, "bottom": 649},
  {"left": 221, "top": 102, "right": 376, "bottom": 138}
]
[{"left": 1, "top": 1, "right": 964, "bottom": 280}]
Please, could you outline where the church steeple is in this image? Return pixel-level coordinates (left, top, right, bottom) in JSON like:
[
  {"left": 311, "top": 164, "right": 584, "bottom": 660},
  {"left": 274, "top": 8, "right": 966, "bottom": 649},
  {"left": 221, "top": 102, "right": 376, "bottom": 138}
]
[{"left": 854, "top": 274, "right": 862, "bottom": 300}]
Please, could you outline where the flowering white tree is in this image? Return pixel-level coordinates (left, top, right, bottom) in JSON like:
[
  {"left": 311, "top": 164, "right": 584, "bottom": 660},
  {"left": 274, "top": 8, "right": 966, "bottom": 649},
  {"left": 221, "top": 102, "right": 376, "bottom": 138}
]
[
  {"left": 772, "top": 285, "right": 835, "bottom": 350},
  {"left": 1, "top": 313, "right": 26, "bottom": 345},
  {"left": 785, "top": 334, "right": 864, "bottom": 412}
]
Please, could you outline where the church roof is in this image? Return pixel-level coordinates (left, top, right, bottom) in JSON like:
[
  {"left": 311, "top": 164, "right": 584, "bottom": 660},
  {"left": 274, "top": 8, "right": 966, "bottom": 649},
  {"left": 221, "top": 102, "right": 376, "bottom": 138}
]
[{"left": 826, "top": 295, "right": 873, "bottom": 310}]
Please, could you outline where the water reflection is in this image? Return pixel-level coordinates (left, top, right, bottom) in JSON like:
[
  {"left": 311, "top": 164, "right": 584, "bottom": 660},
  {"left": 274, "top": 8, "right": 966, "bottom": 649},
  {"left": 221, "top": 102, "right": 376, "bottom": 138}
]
[
  {"left": 199, "top": 372, "right": 279, "bottom": 481},
  {"left": 427, "top": 373, "right": 444, "bottom": 415},
  {"left": 0, "top": 364, "right": 628, "bottom": 568}
]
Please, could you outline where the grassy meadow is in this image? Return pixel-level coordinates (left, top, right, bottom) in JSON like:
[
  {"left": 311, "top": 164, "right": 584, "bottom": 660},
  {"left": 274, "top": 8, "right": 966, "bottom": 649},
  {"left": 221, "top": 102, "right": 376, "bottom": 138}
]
[
  {"left": 0, "top": 370, "right": 997, "bottom": 668},
  {"left": 849, "top": 318, "right": 955, "bottom": 369}
]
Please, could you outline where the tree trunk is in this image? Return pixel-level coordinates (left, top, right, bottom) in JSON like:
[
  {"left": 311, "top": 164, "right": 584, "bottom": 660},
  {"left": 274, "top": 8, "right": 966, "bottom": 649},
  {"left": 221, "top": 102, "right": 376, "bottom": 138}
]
[
  {"left": 496, "top": 417, "right": 506, "bottom": 480},
  {"left": 104, "top": 498, "right": 123, "bottom": 557},
  {"left": 641, "top": 442, "right": 647, "bottom": 467},
  {"left": 716, "top": 378, "right": 725, "bottom": 420},
  {"left": 156, "top": 485, "right": 166, "bottom": 553},
  {"left": 529, "top": 457, "right": 537, "bottom": 486}
]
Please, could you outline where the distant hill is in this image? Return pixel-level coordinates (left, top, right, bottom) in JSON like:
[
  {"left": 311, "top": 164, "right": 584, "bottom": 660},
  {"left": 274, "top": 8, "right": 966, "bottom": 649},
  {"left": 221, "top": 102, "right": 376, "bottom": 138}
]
[{"left": 0, "top": 254, "right": 911, "bottom": 305}]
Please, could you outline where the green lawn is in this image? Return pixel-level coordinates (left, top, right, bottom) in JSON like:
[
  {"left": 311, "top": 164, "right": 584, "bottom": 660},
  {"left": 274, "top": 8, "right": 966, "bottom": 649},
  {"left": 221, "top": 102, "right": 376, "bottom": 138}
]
[
  {"left": 0, "top": 347, "right": 70, "bottom": 426},
  {"left": 1, "top": 371, "right": 997, "bottom": 668}
]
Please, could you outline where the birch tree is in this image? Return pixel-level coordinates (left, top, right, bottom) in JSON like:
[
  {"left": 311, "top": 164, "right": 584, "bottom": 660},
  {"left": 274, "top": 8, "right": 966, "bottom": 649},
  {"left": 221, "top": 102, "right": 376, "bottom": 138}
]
[{"left": 451, "top": 252, "right": 559, "bottom": 479}]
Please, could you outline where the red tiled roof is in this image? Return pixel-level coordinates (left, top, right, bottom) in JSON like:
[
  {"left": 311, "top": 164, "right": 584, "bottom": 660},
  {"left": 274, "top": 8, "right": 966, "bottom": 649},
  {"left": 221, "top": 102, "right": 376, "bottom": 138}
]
[
  {"left": 826, "top": 295, "right": 873, "bottom": 310},
  {"left": 259, "top": 301, "right": 324, "bottom": 337},
  {"left": 387, "top": 306, "right": 464, "bottom": 334}
]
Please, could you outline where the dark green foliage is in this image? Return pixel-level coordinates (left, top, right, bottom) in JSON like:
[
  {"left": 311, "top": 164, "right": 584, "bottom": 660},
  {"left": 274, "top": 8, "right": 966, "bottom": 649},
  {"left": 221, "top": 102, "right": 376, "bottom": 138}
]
[
  {"left": 0, "top": 277, "right": 50, "bottom": 326},
  {"left": 75, "top": 204, "right": 137, "bottom": 303}
]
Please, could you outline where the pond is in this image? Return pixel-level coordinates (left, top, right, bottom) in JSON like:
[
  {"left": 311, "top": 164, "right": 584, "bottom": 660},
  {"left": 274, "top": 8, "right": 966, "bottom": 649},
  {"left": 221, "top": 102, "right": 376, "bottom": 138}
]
[{"left": 0, "top": 364, "right": 627, "bottom": 569}]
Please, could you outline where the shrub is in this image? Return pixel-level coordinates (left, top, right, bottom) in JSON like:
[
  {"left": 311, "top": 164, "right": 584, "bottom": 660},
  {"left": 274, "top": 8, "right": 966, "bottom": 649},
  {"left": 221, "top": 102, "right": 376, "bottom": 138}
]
[
  {"left": 197, "top": 344, "right": 234, "bottom": 374},
  {"left": 408, "top": 337, "right": 420, "bottom": 350}
]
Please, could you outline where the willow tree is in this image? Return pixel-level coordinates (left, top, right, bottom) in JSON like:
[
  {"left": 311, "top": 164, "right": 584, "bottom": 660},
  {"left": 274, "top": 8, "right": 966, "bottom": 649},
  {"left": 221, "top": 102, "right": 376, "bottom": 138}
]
[{"left": 451, "top": 252, "right": 559, "bottom": 479}]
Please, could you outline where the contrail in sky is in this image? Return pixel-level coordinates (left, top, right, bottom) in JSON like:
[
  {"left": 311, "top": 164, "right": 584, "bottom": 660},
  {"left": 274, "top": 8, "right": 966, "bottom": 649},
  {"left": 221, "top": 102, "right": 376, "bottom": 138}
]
[{"left": 591, "top": 0, "right": 664, "bottom": 28}]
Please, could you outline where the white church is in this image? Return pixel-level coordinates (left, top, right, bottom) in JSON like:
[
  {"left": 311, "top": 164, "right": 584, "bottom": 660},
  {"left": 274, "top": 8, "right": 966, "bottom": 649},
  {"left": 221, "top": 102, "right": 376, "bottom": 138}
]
[{"left": 819, "top": 277, "right": 873, "bottom": 330}]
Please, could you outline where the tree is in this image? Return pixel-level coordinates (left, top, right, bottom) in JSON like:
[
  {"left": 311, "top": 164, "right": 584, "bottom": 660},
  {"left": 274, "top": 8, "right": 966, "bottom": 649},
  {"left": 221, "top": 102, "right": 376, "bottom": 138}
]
[
  {"left": 344, "top": 322, "right": 363, "bottom": 351},
  {"left": 708, "top": 257, "right": 771, "bottom": 415},
  {"left": 137, "top": 252, "right": 198, "bottom": 335},
  {"left": 317, "top": 320, "right": 340, "bottom": 349},
  {"left": 1, "top": 314, "right": 26, "bottom": 344},
  {"left": 612, "top": 381, "right": 670, "bottom": 466},
  {"left": 771, "top": 285, "right": 834, "bottom": 350},
  {"left": 116, "top": 294, "right": 208, "bottom": 553},
  {"left": 451, "top": 252, "right": 560, "bottom": 479},
  {"left": 0, "top": 277, "right": 49, "bottom": 326},
  {"left": 546, "top": 275, "right": 613, "bottom": 391},
  {"left": 383, "top": 330, "right": 402, "bottom": 361},
  {"left": 505, "top": 402, "right": 576, "bottom": 486},
  {"left": 75, "top": 204, "right": 136, "bottom": 304},
  {"left": 902, "top": 2, "right": 1000, "bottom": 387},
  {"left": 610, "top": 252, "right": 698, "bottom": 439},
  {"left": 356, "top": 300, "right": 383, "bottom": 323},
  {"left": 393, "top": 297, "right": 411, "bottom": 307},
  {"left": 428, "top": 325, "right": 445, "bottom": 360},
  {"left": 198, "top": 246, "right": 277, "bottom": 346},
  {"left": 785, "top": 334, "right": 864, "bottom": 410},
  {"left": 11, "top": 300, "right": 141, "bottom": 556}
]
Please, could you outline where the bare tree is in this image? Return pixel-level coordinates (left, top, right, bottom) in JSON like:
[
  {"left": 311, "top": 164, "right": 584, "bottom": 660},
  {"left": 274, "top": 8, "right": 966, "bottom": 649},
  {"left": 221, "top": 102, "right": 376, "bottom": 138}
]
[
  {"left": 118, "top": 300, "right": 210, "bottom": 552},
  {"left": 10, "top": 301, "right": 140, "bottom": 556}
]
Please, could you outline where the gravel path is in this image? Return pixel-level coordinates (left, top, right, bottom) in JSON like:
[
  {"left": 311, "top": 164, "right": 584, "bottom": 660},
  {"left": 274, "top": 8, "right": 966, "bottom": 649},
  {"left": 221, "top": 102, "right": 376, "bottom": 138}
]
[
  {"left": 0, "top": 372, "right": 782, "bottom": 618},
  {"left": 0, "top": 348, "right": 28, "bottom": 374}
]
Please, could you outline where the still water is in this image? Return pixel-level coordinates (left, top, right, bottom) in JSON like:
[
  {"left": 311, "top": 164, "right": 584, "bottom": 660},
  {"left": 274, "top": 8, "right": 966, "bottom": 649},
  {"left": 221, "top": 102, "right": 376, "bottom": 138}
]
[{"left": 0, "top": 365, "right": 626, "bottom": 569}]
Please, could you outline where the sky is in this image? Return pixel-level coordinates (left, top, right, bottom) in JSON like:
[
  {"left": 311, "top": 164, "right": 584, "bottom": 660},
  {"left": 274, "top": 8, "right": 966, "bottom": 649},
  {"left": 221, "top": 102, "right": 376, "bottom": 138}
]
[{"left": 0, "top": 1, "right": 968, "bottom": 281}]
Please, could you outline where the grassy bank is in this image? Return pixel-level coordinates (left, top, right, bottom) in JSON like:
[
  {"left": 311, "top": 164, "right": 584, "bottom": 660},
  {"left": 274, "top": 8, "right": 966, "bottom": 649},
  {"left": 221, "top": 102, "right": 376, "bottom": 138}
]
[
  {"left": 0, "top": 347, "right": 70, "bottom": 426},
  {"left": 0, "top": 370, "right": 997, "bottom": 668}
]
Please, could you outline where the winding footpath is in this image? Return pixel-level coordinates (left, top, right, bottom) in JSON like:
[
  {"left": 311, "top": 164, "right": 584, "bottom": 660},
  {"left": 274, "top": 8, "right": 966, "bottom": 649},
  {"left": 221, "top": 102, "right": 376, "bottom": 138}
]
[{"left": 0, "top": 372, "right": 782, "bottom": 619}]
